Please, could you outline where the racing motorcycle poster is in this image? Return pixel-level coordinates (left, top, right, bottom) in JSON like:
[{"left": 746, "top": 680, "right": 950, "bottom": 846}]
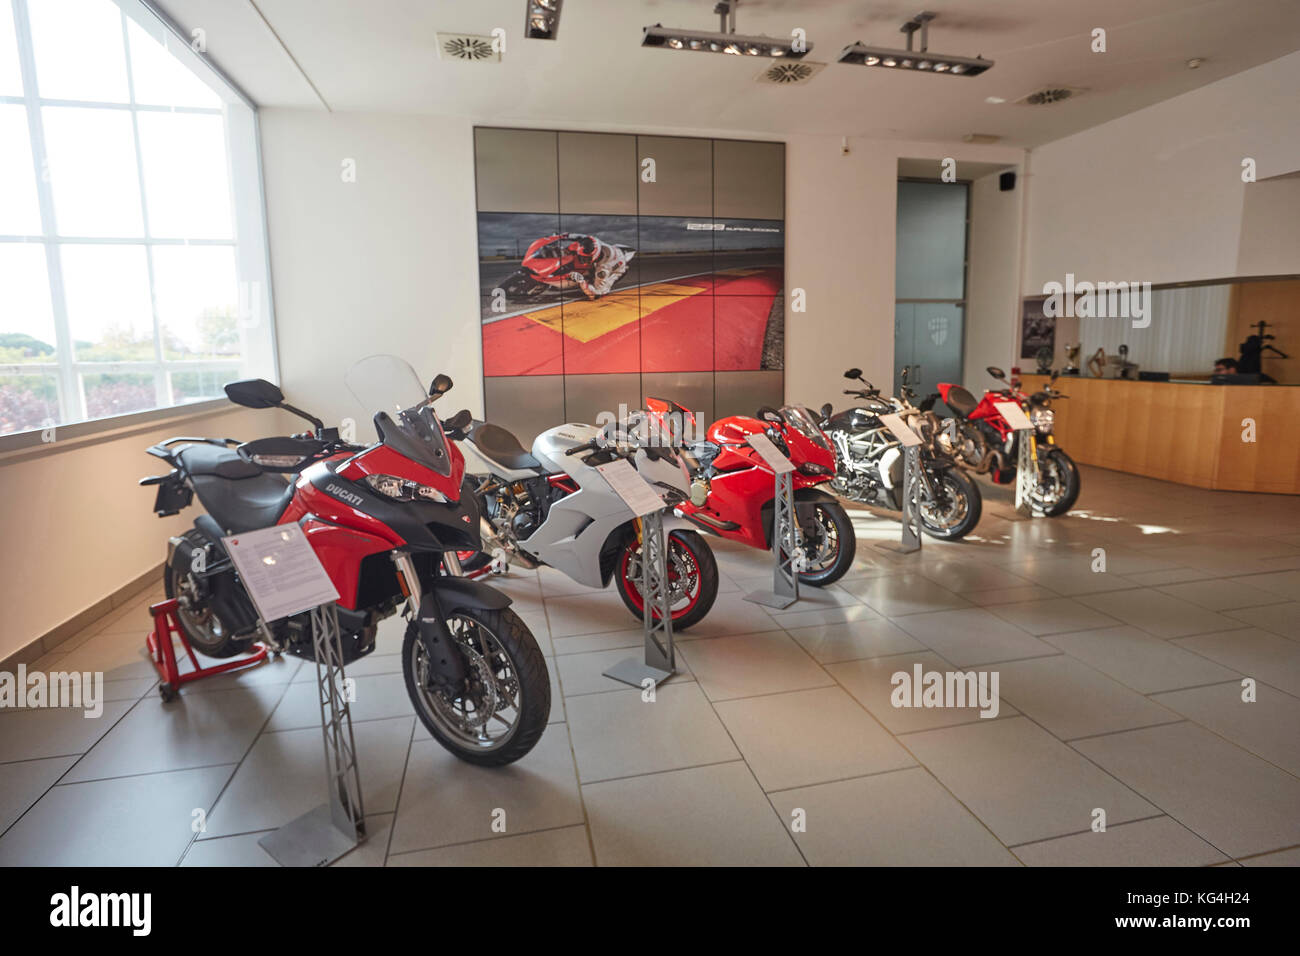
[{"left": 474, "top": 128, "right": 785, "bottom": 436}]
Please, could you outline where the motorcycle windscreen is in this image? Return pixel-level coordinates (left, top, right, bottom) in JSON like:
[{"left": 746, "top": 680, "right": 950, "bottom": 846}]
[{"left": 345, "top": 354, "right": 454, "bottom": 477}]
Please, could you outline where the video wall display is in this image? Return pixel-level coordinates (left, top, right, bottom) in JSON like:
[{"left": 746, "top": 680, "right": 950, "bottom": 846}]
[{"left": 474, "top": 128, "right": 785, "bottom": 441}]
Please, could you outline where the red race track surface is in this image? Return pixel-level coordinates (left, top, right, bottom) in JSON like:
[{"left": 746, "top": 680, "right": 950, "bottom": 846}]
[{"left": 482, "top": 267, "right": 780, "bottom": 377}]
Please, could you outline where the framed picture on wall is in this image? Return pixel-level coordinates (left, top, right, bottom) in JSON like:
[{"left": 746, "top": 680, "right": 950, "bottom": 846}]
[
  {"left": 1020, "top": 296, "right": 1055, "bottom": 360},
  {"left": 473, "top": 127, "right": 786, "bottom": 440}
]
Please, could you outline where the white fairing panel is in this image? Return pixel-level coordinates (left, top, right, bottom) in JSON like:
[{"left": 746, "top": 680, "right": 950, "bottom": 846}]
[{"left": 519, "top": 424, "right": 637, "bottom": 589}]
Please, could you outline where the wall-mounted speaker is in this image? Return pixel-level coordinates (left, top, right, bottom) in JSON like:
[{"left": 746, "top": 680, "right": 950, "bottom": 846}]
[{"left": 999, "top": 171, "right": 1016, "bottom": 192}]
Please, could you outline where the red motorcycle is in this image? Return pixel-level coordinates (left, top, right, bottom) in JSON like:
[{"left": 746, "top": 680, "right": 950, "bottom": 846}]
[
  {"left": 654, "top": 399, "right": 857, "bottom": 586},
  {"left": 500, "top": 232, "right": 635, "bottom": 298},
  {"left": 139, "top": 355, "right": 550, "bottom": 766},
  {"left": 929, "top": 366, "right": 1080, "bottom": 517}
]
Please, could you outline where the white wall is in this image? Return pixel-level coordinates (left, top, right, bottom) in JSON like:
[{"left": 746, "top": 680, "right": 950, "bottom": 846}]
[
  {"left": 0, "top": 405, "right": 294, "bottom": 660},
  {"left": 259, "top": 110, "right": 485, "bottom": 431},
  {"left": 1237, "top": 175, "right": 1300, "bottom": 276},
  {"left": 965, "top": 170, "right": 1024, "bottom": 385},
  {"left": 259, "top": 111, "right": 1025, "bottom": 420},
  {"left": 1025, "top": 52, "right": 1300, "bottom": 293}
]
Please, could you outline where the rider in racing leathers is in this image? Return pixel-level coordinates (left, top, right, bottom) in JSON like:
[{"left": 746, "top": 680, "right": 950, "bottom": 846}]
[{"left": 565, "top": 235, "right": 632, "bottom": 300}]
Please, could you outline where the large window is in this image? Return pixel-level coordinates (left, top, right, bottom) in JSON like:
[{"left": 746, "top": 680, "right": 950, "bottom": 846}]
[{"left": 0, "top": 0, "right": 275, "bottom": 440}]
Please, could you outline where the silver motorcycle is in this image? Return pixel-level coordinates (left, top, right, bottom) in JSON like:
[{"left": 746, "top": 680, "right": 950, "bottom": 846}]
[{"left": 456, "top": 415, "right": 720, "bottom": 630}]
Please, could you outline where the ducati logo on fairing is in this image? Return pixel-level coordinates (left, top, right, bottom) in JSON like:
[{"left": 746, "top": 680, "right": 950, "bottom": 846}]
[
  {"left": 326, "top": 483, "right": 364, "bottom": 507},
  {"left": 461, "top": 514, "right": 472, "bottom": 522},
  {"left": 929, "top": 315, "right": 948, "bottom": 346}
]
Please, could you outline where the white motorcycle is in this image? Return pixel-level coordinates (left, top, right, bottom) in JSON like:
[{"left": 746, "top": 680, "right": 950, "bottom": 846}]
[{"left": 456, "top": 416, "right": 720, "bottom": 630}]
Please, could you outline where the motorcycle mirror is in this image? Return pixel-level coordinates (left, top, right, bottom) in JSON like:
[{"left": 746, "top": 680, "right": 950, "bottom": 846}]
[
  {"left": 756, "top": 406, "right": 783, "bottom": 424},
  {"left": 225, "top": 378, "right": 283, "bottom": 409},
  {"left": 843, "top": 368, "right": 862, "bottom": 380},
  {"left": 429, "top": 373, "right": 453, "bottom": 397},
  {"left": 819, "top": 402, "right": 833, "bottom": 420},
  {"left": 986, "top": 366, "right": 1006, "bottom": 381}
]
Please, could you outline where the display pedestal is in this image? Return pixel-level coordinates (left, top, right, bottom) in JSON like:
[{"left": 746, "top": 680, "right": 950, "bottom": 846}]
[
  {"left": 746, "top": 469, "right": 801, "bottom": 608},
  {"left": 604, "top": 511, "right": 676, "bottom": 688},
  {"left": 260, "top": 603, "right": 366, "bottom": 866},
  {"left": 1013, "top": 428, "right": 1037, "bottom": 517},
  {"left": 879, "top": 444, "right": 923, "bottom": 555}
]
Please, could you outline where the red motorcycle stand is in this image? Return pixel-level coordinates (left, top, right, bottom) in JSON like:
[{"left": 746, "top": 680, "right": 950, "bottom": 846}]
[{"left": 145, "top": 598, "right": 269, "bottom": 701}]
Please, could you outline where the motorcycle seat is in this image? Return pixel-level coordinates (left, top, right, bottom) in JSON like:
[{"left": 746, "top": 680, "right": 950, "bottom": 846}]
[
  {"left": 469, "top": 421, "right": 542, "bottom": 471},
  {"left": 191, "top": 471, "right": 295, "bottom": 535},
  {"left": 943, "top": 386, "right": 979, "bottom": 418}
]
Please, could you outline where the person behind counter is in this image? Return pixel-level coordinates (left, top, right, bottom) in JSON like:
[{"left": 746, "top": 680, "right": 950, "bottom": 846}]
[{"left": 1213, "top": 357, "right": 1238, "bottom": 375}]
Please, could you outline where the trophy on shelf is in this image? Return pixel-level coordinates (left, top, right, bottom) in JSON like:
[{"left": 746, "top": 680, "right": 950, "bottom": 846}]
[
  {"left": 1034, "top": 346, "right": 1054, "bottom": 374},
  {"left": 1063, "top": 343, "right": 1081, "bottom": 375}
]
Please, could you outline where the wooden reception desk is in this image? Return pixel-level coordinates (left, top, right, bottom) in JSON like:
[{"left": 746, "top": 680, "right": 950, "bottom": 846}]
[{"left": 1019, "top": 374, "right": 1300, "bottom": 495}]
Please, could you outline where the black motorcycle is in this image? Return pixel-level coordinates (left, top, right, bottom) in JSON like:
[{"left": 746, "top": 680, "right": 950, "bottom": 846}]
[{"left": 819, "top": 368, "right": 983, "bottom": 540}]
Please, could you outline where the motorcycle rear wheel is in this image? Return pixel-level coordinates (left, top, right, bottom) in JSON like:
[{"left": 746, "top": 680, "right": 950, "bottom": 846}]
[
  {"left": 163, "top": 531, "right": 252, "bottom": 659},
  {"left": 916, "top": 468, "right": 982, "bottom": 540},
  {"left": 402, "top": 606, "right": 549, "bottom": 766},
  {"left": 616, "top": 529, "right": 719, "bottom": 631}
]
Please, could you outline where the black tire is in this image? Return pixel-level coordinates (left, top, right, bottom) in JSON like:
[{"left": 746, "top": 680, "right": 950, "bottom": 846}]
[
  {"left": 163, "top": 530, "right": 250, "bottom": 659},
  {"left": 615, "top": 529, "right": 719, "bottom": 631},
  {"left": 795, "top": 501, "right": 857, "bottom": 587},
  {"left": 402, "top": 606, "right": 549, "bottom": 767},
  {"left": 1032, "top": 448, "right": 1081, "bottom": 517},
  {"left": 917, "top": 468, "right": 982, "bottom": 540}
]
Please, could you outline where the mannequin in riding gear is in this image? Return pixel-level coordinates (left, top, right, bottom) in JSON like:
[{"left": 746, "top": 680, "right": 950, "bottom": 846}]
[{"left": 565, "top": 235, "right": 631, "bottom": 299}]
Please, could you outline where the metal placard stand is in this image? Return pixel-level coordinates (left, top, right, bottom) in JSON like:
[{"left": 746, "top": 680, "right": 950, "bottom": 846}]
[
  {"left": 258, "top": 602, "right": 366, "bottom": 866},
  {"left": 604, "top": 510, "right": 676, "bottom": 689},
  {"left": 746, "top": 467, "right": 801, "bottom": 608},
  {"left": 880, "top": 444, "right": 923, "bottom": 554},
  {"left": 1013, "top": 429, "right": 1038, "bottom": 517},
  {"left": 876, "top": 412, "right": 924, "bottom": 555}
]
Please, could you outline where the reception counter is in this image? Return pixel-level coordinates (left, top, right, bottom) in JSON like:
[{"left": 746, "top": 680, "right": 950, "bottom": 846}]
[{"left": 1019, "top": 375, "right": 1300, "bottom": 495}]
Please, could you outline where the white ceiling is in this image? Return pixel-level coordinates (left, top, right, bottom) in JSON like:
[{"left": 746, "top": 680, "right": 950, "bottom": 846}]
[{"left": 152, "top": 0, "right": 1300, "bottom": 146}]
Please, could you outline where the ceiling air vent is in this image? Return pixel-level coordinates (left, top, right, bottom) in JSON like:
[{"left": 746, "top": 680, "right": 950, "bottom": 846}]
[
  {"left": 756, "top": 60, "right": 825, "bottom": 86},
  {"left": 1016, "top": 86, "right": 1085, "bottom": 105},
  {"left": 436, "top": 33, "right": 501, "bottom": 63}
]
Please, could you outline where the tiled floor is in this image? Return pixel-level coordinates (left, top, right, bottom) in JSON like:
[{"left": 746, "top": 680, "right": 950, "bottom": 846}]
[{"left": 3, "top": 464, "right": 1299, "bottom": 866}]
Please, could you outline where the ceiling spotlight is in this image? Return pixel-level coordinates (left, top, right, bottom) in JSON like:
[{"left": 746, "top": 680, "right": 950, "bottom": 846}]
[
  {"left": 525, "top": 0, "right": 562, "bottom": 40},
  {"left": 838, "top": 11, "right": 993, "bottom": 77},
  {"left": 643, "top": 0, "right": 813, "bottom": 59}
]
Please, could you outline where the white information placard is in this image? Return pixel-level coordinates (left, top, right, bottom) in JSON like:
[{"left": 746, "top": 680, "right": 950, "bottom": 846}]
[
  {"left": 596, "top": 458, "right": 666, "bottom": 517},
  {"left": 223, "top": 523, "right": 340, "bottom": 623},
  {"left": 994, "top": 401, "right": 1034, "bottom": 431},
  {"left": 745, "top": 432, "right": 796, "bottom": 474},
  {"left": 878, "top": 413, "right": 923, "bottom": 447}
]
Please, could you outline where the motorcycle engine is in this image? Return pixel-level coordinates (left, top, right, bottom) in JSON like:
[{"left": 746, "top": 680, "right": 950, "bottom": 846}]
[{"left": 511, "top": 510, "right": 541, "bottom": 541}]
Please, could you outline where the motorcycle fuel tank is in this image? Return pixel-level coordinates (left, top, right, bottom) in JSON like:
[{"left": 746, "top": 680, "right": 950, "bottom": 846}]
[{"left": 532, "top": 423, "right": 601, "bottom": 473}]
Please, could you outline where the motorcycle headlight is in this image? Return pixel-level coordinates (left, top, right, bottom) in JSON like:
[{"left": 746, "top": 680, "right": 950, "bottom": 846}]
[
  {"left": 1030, "top": 407, "right": 1054, "bottom": 435},
  {"left": 797, "top": 462, "right": 832, "bottom": 476},
  {"left": 363, "top": 474, "right": 447, "bottom": 503}
]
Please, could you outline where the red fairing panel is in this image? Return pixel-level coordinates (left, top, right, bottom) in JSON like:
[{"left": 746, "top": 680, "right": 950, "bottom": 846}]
[{"left": 298, "top": 517, "right": 393, "bottom": 609}]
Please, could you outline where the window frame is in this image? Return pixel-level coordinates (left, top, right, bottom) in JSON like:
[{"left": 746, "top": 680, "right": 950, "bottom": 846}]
[{"left": 0, "top": 0, "right": 277, "bottom": 455}]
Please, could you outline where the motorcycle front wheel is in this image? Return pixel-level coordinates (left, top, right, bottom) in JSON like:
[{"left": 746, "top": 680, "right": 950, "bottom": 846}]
[
  {"left": 616, "top": 529, "right": 719, "bottom": 631},
  {"left": 916, "top": 468, "right": 983, "bottom": 540},
  {"left": 1030, "top": 448, "right": 1081, "bottom": 517},
  {"left": 794, "top": 501, "right": 857, "bottom": 587},
  {"left": 402, "top": 606, "right": 550, "bottom": 766}
]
